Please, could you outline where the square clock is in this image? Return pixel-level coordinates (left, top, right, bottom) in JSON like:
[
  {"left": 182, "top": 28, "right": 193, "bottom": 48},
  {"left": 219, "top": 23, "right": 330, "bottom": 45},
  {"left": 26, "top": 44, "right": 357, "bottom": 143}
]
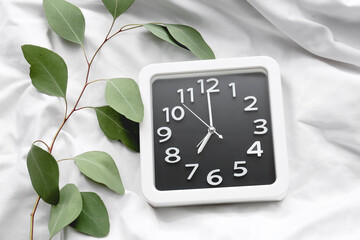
[{"left": 139, "top": 56, "right": 288, "bottom": 207}]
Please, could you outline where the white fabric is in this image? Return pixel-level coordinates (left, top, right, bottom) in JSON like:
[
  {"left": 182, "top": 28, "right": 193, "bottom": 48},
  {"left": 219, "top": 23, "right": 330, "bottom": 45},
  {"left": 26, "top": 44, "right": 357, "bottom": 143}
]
[{"left": 1, "top": 0, "right": 360, "bottom": 239}]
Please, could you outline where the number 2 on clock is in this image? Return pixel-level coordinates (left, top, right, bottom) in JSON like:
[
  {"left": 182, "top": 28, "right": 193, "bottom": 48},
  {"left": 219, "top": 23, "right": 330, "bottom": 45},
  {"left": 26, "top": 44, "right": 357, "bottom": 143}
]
[{"left": 244, "top": 96, "right": 258, "bottom": 111}]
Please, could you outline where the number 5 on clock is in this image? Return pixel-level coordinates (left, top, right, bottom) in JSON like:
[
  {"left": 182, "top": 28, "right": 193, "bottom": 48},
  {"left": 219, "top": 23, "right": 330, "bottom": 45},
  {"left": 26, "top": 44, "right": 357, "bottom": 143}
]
[{"left": 234, "top": 161, "right": 247, "bottom": 177}]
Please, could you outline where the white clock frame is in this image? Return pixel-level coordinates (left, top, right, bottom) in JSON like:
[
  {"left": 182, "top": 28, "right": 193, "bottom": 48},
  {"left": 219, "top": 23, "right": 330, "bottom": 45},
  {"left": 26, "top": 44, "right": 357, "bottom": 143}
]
[{"left": 139, "top": 56, "right": 289, "bottom": 207}]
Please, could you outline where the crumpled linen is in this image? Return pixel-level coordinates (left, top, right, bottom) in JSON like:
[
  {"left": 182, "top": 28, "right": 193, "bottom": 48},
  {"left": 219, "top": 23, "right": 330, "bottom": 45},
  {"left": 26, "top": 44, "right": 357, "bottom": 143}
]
[{"left": 1, "top": 0, "right": 359, "bottom": 239}]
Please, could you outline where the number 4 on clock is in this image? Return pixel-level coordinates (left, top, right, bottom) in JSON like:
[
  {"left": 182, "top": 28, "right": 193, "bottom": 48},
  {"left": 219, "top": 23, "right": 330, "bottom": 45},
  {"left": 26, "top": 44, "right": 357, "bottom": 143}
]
[{"left": 247, "top": 141, "right": 263, "bottom": 157}]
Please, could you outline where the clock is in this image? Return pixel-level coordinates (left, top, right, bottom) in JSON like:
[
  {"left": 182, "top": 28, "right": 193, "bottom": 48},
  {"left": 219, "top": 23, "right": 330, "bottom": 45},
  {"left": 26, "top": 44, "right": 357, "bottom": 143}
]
[{"left": 139, "top": 56, "right": 288, "bottom": 207}]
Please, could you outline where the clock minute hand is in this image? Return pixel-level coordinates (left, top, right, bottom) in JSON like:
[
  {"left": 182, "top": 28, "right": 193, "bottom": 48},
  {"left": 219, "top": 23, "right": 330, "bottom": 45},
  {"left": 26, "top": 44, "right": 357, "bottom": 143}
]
[
  {"left": 182, "top": 103, "right": 223, "bottom": 139},
  {"left": 207, "top": 91, "right": 214, "bottom": 127}
]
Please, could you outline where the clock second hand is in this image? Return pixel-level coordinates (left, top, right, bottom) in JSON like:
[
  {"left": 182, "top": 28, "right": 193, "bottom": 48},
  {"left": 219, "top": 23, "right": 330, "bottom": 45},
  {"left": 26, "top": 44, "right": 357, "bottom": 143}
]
[{"left": 182, "top": 103, "right": 223, "bottom": 139}]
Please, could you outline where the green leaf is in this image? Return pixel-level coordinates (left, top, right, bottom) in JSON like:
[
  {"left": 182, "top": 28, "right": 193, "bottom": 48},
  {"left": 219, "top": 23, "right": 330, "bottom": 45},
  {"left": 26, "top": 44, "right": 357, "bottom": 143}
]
[
  {"left": 71, "top": 192, "right": 110, "bottom": 237},
  {"left": 43, "top": 0, "right": 85, "bottom": 45},
  {"left": 22, "top": 45, "right": 68, "bottom": 99},
  {"left": 49, "top": 184, "right": 82, "bottom": 239},
  {"left": 74, "top": 151, "right": 124, "bottom": 194},
  {"left": 102, "top": 0, "right": 134, "bottom": 20},
  {"left": 105, "top": 78, "right": 144, "bottom": 123},
  {"left": 144, "top": 24, "right": 187, "bottom": 49},
  {"left": 27, "top": 144, "right": 60, "bottom": 205},
  {"left": 165, "top": 24, "right": 215, "bottom": 60},
  {"left": 94, "top": 106, "right": 139, "bottom": 152}
]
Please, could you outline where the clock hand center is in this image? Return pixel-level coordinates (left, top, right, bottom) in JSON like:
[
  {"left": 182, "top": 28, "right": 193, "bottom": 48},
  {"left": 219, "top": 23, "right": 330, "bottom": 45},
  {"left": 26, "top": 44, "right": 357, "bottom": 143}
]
[
  {"left": 197, "top": 127, "right": 216, "bottom": 148},
  {"left": 196, "top": 126, "right": 222, "bottom": 154}
]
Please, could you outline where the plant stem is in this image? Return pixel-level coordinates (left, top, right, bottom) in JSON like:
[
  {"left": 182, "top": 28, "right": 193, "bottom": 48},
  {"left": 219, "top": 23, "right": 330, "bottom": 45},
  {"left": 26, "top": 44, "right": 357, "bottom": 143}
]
[
  {"left": 33, "top": 140, "right": 50, "bottom": 152},
  {"left": 107, "top": 24, "right": 143, "bottom": 41},
  {"left": 57, "top": 157, "right": 73, "bottom": 162},
  {"left": 74, "top": 106, "right": 93, "bottom": 112},
  {"left": 86, "top": 19, "right": 114, "bottom": 68},
  {"left": 87, "top": 78, "right": 106, "bottom": 85},
  {"left": 106, "top": 19, "right": 115, "bottom": 40},
  {"left": 49, "top": 24, "right": 120, "bottom": 152},
  {"left": 29, "top": 21, "right": 143, "bottom": 240},
  {"left": 81, "top": 44, "right": 90, "bottom": 65},
  {"left": 29, "top": 196, "right": 40, "bottom": 240}
]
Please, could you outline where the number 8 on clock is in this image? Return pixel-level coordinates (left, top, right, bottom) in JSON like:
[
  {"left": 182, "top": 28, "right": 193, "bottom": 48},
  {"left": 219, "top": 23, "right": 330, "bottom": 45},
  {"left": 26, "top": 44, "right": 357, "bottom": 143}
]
[{"left": 140, "top": 57, "right": 289, "bottom": 207}]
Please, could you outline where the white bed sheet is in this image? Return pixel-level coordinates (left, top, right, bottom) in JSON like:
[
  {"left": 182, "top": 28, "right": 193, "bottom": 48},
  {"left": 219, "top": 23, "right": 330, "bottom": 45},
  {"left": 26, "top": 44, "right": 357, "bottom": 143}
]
[{"left": 1, "top": 0, "right": 360, "bottom": 239}]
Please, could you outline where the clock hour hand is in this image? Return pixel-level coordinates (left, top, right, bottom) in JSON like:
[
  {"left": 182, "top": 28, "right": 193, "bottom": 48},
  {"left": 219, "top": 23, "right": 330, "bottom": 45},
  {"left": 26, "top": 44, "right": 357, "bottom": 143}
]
[
  {"left": 197, "top": 131, "right": 209, "bottom": 148},
  {"left": 182, "top": 103, "right": 223, "bottom": 139},
  {"left": 197, "top": 131, "right": 213, "bottom": 154},
  {"left": 197, "top": 126, "right": 217, "bottom": 154}
]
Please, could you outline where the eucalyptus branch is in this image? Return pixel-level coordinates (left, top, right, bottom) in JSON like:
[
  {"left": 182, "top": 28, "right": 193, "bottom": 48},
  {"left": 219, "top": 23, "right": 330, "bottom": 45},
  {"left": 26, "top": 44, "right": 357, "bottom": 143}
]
[
  {"left": 29, "top": 15, "right": 118, "bottom": 240},
  {"left": 48, "top": 22, "right": 144, "bottom": 152},
  {"left": 48, "top": 22, "right": 116, "bottom": 152},
  {"left": 24, "top": 1, "right": 214, "bottom": 239}
]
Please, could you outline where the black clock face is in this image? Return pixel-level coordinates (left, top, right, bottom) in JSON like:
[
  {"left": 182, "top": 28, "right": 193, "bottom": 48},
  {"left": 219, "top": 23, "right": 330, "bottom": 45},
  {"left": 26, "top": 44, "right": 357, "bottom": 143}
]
[{"left": 151, "top": 72, "right": 276, "bottom": 191}]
